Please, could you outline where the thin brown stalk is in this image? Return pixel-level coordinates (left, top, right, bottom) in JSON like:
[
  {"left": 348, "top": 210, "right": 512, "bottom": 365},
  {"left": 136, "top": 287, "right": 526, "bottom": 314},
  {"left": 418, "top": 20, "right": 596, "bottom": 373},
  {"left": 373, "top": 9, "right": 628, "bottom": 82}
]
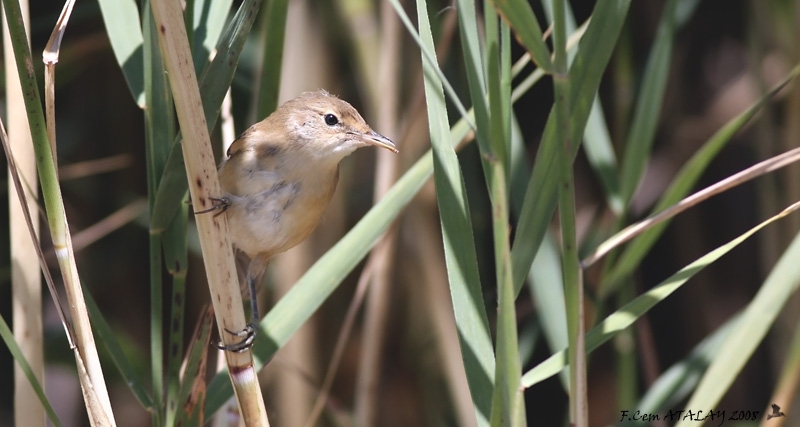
[
  {"left": 304, "top": 255, "right": 377, "bottom": 427},
  {"left": 582, "top": 146, "right": 800, "bottom": 268},
  {"left": 69, "top": 199, "right": 148, "bottom": 252},
  {"left": 210, "top": 85, "right": 239, "bottom": 427},
  {"left": 37, "top": 0, "right": 118, "bottom": 423},
  {"left": 58, "top": 154, "right": 134, "bottom": 180},
  {"left": 148, "top": 0, "right": 268, "bottom": 424}
]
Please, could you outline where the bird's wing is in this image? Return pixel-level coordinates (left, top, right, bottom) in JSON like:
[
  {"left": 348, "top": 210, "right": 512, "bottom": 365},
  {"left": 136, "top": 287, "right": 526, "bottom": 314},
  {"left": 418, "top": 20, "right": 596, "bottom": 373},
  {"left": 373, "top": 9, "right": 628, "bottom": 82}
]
[{"left": 220, "top": 124, "right": 290, "bottom": 196}]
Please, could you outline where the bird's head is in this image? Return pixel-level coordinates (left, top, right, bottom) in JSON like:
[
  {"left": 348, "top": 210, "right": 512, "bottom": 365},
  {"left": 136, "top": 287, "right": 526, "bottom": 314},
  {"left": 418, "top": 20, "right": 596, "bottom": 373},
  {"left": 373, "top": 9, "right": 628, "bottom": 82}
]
[{"left": 275, "top": 90, "right": 397, "bottom": 161}]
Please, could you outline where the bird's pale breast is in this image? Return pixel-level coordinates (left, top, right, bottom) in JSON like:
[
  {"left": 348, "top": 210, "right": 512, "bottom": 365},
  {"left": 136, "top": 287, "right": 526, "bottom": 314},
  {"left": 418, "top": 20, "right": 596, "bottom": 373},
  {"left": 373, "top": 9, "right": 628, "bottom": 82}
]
[{"left": 220, "top": 151, "right": 338, "bottom": 260}]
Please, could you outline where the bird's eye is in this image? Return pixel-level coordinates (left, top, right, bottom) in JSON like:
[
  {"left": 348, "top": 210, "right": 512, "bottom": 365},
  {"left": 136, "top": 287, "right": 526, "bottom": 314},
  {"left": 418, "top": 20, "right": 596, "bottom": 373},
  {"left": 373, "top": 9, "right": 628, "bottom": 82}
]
[{"left": 324, "top": 113, "right": 339, "bottom": 126}]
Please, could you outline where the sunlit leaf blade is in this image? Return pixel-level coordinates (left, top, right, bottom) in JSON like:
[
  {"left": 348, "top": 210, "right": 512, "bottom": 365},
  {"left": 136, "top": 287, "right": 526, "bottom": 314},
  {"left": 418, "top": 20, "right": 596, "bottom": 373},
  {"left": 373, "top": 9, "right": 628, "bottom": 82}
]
[
  {"left": 510, "top": 0, "right": 631, "bottom": 295},
  {"left": 521, "top": 201, "right": 800, "bottom": 388},
  {"left": 456, "top": 0, "right": 489, "bottom": 152},
  {"left": 482, "top": 11, "right": 521, "bottom": 426},
  {"left": 541, "top": 0, "right": 620, "bottom": 212},
  {"left": 583, "top": 100, "right": 620, "bottom": 213},
  {"left": 191, "top": 0, "right": 233, "bottom": 73},
  {"left": 527, "top": 233, "right": 568, "bottom": 390},
  {"left": 677, "top": 212, "right": 800, "bottom": 427},
  {"left": 600, "top": 65, "right": 800, "bottom": 295},
  {"left": 490, "top": 0, "right": 552, "bottom": 71},
  {"left": 622, "top": 313, "right": 741, "bottom": 423},
  {"left": 617, "top": 0, "right": 700, "bottom": 206},
  {"left": 550, "top": 0, "right": 588, "bottom": 422},
  {"left": 415, "top": 0, "right": 495, "bottom": 423},
  {"left": 97, "top": 0, "right": 145, "bottom": 106}
]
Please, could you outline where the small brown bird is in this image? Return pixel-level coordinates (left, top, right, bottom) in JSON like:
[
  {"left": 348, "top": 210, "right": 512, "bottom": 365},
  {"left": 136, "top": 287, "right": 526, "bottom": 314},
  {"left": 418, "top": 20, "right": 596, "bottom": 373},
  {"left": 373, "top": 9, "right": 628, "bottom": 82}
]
[{"left": 205, "top": 90, "right": 397, "bottom": 352}]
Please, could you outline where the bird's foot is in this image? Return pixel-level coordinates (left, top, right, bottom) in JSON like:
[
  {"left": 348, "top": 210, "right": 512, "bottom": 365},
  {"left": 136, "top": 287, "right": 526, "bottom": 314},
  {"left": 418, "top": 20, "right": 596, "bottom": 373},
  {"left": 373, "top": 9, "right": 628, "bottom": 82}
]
[
  {"left": 192, "top": 197, "right": 230, "bottom": 217},
  {"left": 214, "top": 322, "right": 257, "bottom": 353}
]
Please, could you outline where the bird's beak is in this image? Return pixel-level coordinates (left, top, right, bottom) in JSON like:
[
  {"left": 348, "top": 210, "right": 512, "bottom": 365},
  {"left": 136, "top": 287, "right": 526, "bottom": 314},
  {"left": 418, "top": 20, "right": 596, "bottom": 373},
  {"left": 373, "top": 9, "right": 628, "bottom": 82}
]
[{"left": 355, "top": 130, "right": 398, "bottom": 153}]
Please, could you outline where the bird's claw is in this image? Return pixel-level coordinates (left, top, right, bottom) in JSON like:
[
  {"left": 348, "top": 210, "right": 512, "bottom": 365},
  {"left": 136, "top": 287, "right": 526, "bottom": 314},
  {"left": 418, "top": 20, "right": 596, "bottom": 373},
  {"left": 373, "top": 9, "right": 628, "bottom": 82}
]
[
  {"left": 214, "top": 322, "right": 258, "bottom": 353},
  {"left": 192, "top": 197, "right": 230, "bottom": 217}
]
